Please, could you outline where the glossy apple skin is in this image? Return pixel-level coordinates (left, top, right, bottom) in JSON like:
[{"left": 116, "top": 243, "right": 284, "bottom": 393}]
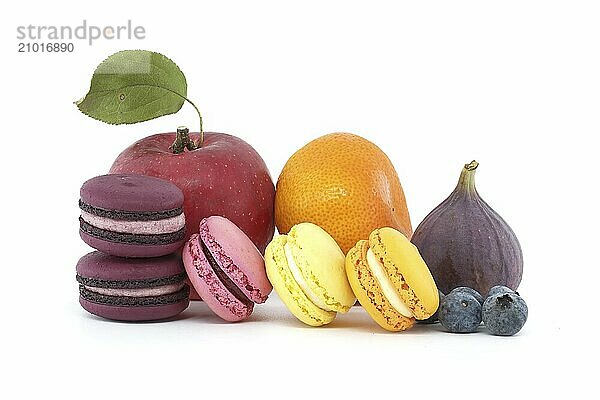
[{"left": 110, "top": 132, "right": 275, "bottom": 253}]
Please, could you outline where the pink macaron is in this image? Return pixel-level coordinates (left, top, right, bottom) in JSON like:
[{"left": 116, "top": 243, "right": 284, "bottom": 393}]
[{"left": 183, "top": 216, "right": 272, "bottom": 322}]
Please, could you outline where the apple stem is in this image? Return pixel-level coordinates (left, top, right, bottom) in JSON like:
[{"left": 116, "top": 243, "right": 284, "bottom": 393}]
[
  {"left": 184, "top": 98, "right": 204, "bottom": 147},
  {"left": 171, "top": 126, "right": 198, "bottom": 154}
]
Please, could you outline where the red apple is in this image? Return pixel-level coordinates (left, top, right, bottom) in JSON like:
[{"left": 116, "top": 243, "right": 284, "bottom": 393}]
[{"left": 109, "top": 130, "right": 275, "bottom": 253}]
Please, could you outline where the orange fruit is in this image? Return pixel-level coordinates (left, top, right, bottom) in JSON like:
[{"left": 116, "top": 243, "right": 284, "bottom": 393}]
[{"left": 275, "top": 133, "right": 412, "bottom": 253}]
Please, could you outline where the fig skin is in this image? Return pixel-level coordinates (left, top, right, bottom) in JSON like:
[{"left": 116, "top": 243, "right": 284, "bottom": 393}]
[{"left": 411, "top": 161, "right": 523, "bottom": 296}]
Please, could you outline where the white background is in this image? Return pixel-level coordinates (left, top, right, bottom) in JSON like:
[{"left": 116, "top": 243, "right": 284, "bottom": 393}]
[{"left": 2, "top": 1, "right": 598, "bottom": 398}]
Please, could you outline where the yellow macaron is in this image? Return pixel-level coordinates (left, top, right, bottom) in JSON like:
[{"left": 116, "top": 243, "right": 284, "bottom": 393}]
[
  {"left": 346, "top": 227, "right": 439, "bottom": 331},
  {"left": 265, "top": 222, "right": 356, "bottom": 326}
]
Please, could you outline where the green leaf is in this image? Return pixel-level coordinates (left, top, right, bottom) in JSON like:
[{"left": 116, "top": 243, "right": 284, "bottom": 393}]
[{"left": 75, "top": 50, "right": 188, "bottom": 125}]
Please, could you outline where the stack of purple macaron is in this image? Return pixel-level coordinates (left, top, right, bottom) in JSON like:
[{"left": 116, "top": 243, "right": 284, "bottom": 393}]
[{"left": 76, "top": 174, "right": 190, "bottom": 321}]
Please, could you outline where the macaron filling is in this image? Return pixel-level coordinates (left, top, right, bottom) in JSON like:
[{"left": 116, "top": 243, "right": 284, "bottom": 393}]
[
  {"left": 84, "top": 282, "right": 186, "bottom": 297},
  {"left": 199, "top": 237, "right": 254, "bottom": 309},
  {"left": 366, "top": 248, "right": 413, "bottom": 318},
  {"left": 79, "top": 199, "right": 186, "bottom": 246},
  {"left": 284, "top": 243, "right": 333, "bottom": 312},
  {"left": 79, "top": 218, "right": 185, "bottom": 245},
  {"left": 80, "top": 211, "right": 185, "bottom": 235},
  {"left": 76, "top": 271, "right": 188, "bottom": 289},
  {"left": 79, "top": 199, "right": 183, "bottom": 221},
  {"left": 76, "top": 270, "right": 190, "bottom": 307},
  {"left": 79, "top": 285, "right": 189, "bottom": 307}
]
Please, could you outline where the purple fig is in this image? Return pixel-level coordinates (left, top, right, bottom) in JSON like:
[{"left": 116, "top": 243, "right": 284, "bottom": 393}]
[{"left": 411, "top": 161, "right": 523, "bottom": 296}]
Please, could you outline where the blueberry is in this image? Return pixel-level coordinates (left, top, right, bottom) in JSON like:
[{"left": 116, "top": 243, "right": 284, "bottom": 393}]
[
  {"left": 487, "top": 285, "right": 516, "bottom": 298},
  {"left": 483, "top": 293, "right": 528, "bottom": 336},
  {"left": 438, "top": 291, "right": 482, "bottom": 333},
  {"left": 418, "top": 290, "right": 445, "bottom": 324},
  {"left": 450, "top": 287, "right": 484, "bottom": 305}
]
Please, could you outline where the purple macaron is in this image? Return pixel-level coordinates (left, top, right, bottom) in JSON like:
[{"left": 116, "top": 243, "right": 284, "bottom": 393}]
[
  {"left": 79, "top": 174, "right": 186, "bottom": 257},
  {"left": 76, "top": 251, "right": 190, "bottom": 321}
]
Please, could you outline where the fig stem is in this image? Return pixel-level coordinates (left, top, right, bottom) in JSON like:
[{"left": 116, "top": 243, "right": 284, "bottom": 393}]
[
  {"left": 171, "top": 126, "right": 198, "bottom": 154},
  {"left": 465, "top": 160, "right": 479, "bottom": 171},
  {"left": 458, "top": 160, "right": 478, "bottom": 192}
]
